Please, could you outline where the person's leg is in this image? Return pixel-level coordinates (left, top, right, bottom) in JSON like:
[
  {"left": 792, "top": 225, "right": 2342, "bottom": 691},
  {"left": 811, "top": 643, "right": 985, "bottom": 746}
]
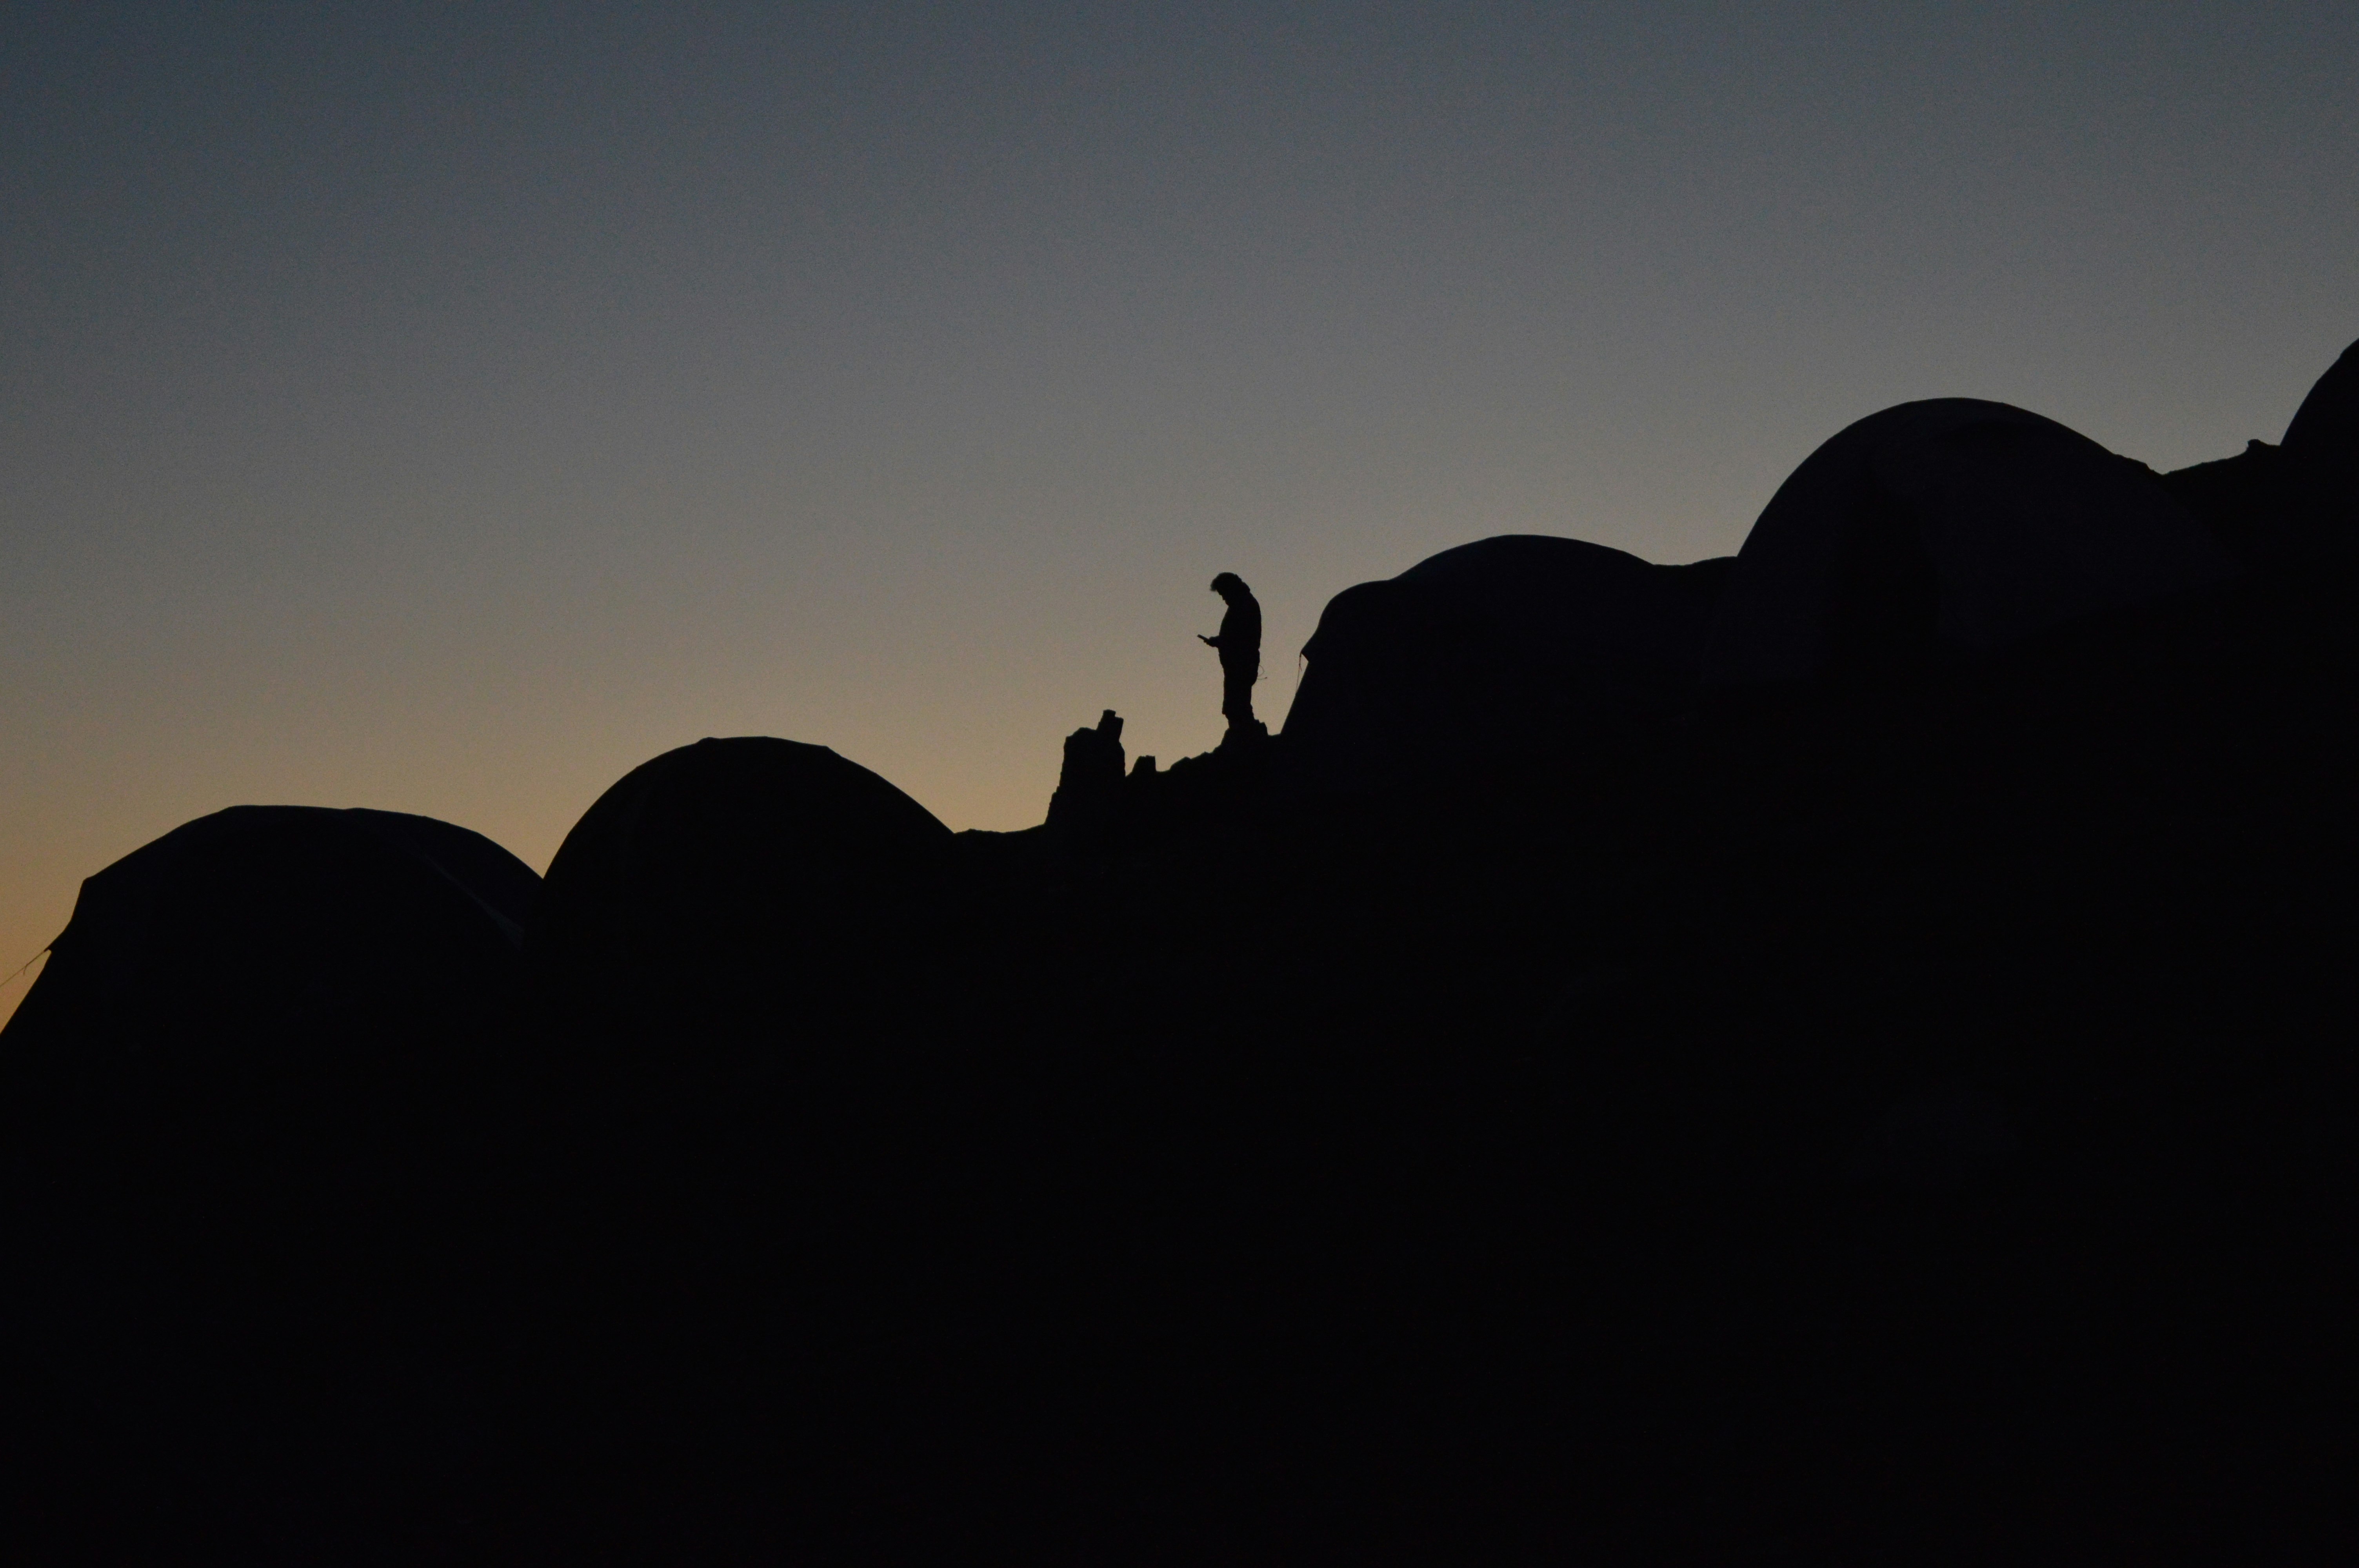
[{"left": 1223, "top": 666, "right": 1256, "bottom": 728}]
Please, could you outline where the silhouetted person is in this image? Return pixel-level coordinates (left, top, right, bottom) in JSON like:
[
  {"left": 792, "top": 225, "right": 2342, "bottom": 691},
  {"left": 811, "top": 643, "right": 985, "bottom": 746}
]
[{"left": 1199, "top": 572, "right": 1265, "bottom": 740}]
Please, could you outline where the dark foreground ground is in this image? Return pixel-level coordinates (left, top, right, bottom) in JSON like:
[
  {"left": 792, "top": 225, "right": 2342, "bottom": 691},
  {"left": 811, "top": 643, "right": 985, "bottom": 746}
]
[{"left": 4, "top": 560, "right": 2356, "bottom": 1561}]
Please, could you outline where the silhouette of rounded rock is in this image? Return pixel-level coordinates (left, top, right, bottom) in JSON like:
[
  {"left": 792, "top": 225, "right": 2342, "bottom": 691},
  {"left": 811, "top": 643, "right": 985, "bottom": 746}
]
[
  {"left": 0, "top": 807, "right": 541, "bottom": 1526},
  {"left": 528, "top": 737, "right": 956, "bottom": 1043},
  {"left": 0, "top": 804, "right": 538, "bottom": 1240},
  {"left": 2280, "top": 335, "right": 2357, "bottom": 461},
  {"left": 1, "top": 805, "right": 536, "bottom": 1160},
  {"left": 1282, "top": 534, "right": 1732, "bottom": 792},
  {"left": 1703, "top": 399, "right": 2234, "bottom": 690}
]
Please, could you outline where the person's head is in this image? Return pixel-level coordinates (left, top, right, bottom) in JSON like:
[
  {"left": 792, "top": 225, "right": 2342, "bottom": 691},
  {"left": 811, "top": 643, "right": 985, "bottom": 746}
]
[{"left": 1210, "top": 572, "right": 1248, "bottom": 601}]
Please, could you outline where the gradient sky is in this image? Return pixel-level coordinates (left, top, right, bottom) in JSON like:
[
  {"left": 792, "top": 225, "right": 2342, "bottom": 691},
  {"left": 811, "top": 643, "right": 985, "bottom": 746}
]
[{"left": 5, "top": 1, "right": 2354, "bottom": 1024}]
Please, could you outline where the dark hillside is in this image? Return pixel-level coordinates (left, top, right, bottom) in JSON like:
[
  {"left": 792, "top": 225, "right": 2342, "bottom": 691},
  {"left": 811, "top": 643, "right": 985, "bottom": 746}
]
[{"left": 4, "top": 339, "right": 2355, "bottom": 1559}]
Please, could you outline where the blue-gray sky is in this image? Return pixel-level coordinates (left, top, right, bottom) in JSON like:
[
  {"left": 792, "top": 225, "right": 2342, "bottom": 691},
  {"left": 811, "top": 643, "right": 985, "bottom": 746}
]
[{"left": 4, "top": 1, "right": 2354, "bottom": 1020}]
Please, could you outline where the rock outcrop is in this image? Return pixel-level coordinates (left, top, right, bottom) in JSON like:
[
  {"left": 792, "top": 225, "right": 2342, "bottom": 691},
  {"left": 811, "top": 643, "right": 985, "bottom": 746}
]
[
  {"left": 527, "top": 735, "right": 956, "bottom": 1054},
  {"left": 1700, "top": 397, "right": 2234, "bottom": 690},
  {"left": 1045, "top": 708, "right": 1127, "bottom": 840},
  {"left": 1281, "top": 535, "right": 1732, "bottom": 792}
]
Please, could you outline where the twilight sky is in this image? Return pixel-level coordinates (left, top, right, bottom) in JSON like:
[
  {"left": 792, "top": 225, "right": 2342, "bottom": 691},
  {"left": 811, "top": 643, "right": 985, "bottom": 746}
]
[{"left": 4, "top": 1, "right": 2354, "bottom": 1022}]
